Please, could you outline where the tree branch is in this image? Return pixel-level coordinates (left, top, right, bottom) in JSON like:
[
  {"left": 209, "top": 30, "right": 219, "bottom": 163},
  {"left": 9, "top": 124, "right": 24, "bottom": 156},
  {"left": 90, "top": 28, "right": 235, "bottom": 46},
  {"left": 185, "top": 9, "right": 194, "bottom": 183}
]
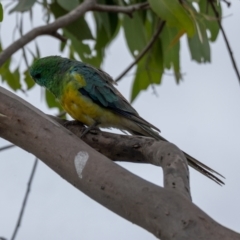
[
  {"left": 209, "top": 0, "right": 240, "bottom": 85},
  {"left": 48, "top": 32, "right": 67, "bottom": 42},
  {"left": 115, "top": 21, "right": 166, "bottom": 82},
  {"left": 0, "top": 144, "right": 15, "bottom": 152},
  {"left": 92, "top": 2, "right": 149, "bottom": 17},
  {"left": 51, "top": 118, "right": 191, "bottom": 199},
  {"left": 0, "top": 87, "right": 239, "bottom": 240},
  {"left": 0, "top": 0, "right": 96, "bottom": 67},
  {"left": 0, "top": 1, "right": 151, "bottom": 67}
]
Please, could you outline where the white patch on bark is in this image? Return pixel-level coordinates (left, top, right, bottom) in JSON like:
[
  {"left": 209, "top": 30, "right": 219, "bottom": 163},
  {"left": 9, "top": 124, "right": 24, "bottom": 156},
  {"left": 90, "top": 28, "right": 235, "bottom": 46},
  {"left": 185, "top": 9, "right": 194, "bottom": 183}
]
[{"left": 74, "top": 151, "right": 89, "bottom": 179}]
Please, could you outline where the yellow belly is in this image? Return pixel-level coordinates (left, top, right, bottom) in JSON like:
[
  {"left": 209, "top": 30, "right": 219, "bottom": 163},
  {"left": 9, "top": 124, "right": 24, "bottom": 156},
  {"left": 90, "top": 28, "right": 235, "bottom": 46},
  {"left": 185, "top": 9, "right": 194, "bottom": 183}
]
[{"left": 59, "top": 83, "right": 122, "bottom": 128}]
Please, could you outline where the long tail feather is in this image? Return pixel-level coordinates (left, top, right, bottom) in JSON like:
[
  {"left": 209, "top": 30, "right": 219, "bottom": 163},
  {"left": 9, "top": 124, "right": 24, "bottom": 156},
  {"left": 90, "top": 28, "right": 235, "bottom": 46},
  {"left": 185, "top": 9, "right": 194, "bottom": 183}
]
[{"left": 135, "top": 123, "right": 225, "bottom": 185}]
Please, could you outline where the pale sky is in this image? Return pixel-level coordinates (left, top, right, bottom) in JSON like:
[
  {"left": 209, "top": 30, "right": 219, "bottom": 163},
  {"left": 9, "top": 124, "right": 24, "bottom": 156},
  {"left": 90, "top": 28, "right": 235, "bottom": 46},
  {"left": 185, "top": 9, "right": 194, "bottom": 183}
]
[{"left": 0, "top": 1, "right": 240, "bottom": 240}]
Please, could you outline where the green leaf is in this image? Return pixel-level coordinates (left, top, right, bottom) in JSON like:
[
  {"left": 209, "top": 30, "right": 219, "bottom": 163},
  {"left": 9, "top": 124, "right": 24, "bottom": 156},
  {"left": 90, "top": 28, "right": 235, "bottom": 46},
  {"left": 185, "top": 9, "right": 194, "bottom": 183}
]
[
  {"left": 95, "top": 0, "right": 119, "bottom": 38},
  {"left": 65, "top": 30, "right": 100, "bottom": 66},
  {"left": 45, "top": 89, "right": 63, "bottom": 110},
  {"left": 57, "top": 0, "right": 79, "bottom": 11},
  {"left": 0, "top": 3, "right": 3, "bottom": 22},
  {"left": 95, "top": 11, "right": 118, "bottom": 39},
  {"left": 187, "top": 20, "right": 210, "bottom": 63},
  {"left": 93, "top": 11, "right": 120, "bottom": 67},
  {"left": 60, "top": 40, "right": 67, "bottom": 52},
  {"left": 0, "top": 46, "right": 21, "bottom": 91},
  {"left": 131, "top": 39, "right": 163, "bottom": 102},
  {"left": 24, "top": 69, "right": 35, "bottom": 90},
  {"left": 123, "top": 12, "right": 147, "bottom": 57},
  {"left": 9, "top": 0, "right": 36, "bottom": 13},
  {"left": 50, "top": 2, "right": 93, "bottom": 41},
  {"left": 92, "top": 7, "right": 120, "bottom": 67},
  {"left": 160, "top": 26, "right": 181, "bottom": 82},
  {"left": 4, "top": 68, "right": 22, "bottom": 91},
  {"left": 148, "top": 0, "right": 195, "bottom": 37},
  {"left": 35, "top": 42, "right": 40, "bottom": 58},
  {"left": 198, "top": 0, "right": 221, "bottom": 42},
  {"left": 0, "top": 62, "right": 10, "bottom": 82},
  {"left": 94, "top": 23, "right": 109, "bottom": 67},
  {"left": 0, "top": 43, "right": 10, "bottom": 75}
]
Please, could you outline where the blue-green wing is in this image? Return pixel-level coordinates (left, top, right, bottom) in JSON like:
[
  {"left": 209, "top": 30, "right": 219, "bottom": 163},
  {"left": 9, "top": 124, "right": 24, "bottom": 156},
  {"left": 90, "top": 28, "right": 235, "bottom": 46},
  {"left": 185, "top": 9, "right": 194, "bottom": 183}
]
[{"left": 72, "top": 62, "right": 160, "bottom": 132}]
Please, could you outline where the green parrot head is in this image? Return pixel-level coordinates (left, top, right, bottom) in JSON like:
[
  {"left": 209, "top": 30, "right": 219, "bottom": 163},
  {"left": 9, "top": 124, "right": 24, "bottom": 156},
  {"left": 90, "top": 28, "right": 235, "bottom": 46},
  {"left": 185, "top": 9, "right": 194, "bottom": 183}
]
[
  {"left": 30, "top": 56, "right": 62, "bottom": 87},
  {"left": 30, "top": 56, "right": 73, "bottom": 96}
]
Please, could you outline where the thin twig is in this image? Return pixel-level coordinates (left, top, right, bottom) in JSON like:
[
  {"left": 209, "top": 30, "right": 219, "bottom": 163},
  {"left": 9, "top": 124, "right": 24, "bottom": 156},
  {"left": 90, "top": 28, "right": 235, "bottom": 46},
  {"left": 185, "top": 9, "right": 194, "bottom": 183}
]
[
  {"left": 0, "top": 144, "right": 15, "bottom": 152},
  {"left": 92, "top": 2, "right": 149, "bottom": 17},
  {"left": 221, "top": 0, "right": 231, "bottom": 7},
  {"left": 209, "top": 0, "right": 240, "bottom": 85},
  {"left": 11, "top": 158, "right": 38, "bottom": 240},
  {"left": 19, "top": 14, "right": 29, "bottom": 68},
  {"left": 48, "top": 32, "right": 67, "bottom": 42},
  {"left": 115, "top": 21, "right": 166, "bottom": 82}
]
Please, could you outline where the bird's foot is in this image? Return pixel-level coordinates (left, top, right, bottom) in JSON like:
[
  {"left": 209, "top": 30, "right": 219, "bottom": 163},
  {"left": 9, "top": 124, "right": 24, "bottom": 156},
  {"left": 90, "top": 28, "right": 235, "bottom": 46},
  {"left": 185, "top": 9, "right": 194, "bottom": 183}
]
[
  {"left": 80, "top": 122, "right": 99, "bottom": 138},
  {"left": 63, "top": 120, "right": 84, "bottom": 128}
]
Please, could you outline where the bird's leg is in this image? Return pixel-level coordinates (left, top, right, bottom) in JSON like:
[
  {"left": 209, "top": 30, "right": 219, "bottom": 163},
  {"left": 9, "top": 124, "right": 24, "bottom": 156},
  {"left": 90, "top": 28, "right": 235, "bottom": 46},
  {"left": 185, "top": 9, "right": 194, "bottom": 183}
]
[
  {"left": 63, "top": 120, "right": 84, "bottom": 128},
  {"left": 80, "top": 122, "right": 99, "bottom": 138}
]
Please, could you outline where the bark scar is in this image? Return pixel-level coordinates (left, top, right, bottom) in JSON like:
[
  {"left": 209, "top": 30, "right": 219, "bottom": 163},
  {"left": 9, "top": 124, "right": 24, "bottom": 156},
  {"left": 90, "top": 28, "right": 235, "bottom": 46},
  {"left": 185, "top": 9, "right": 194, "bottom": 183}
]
[{"left": 74, "top": 151, "right": 89, "bottom": 179}]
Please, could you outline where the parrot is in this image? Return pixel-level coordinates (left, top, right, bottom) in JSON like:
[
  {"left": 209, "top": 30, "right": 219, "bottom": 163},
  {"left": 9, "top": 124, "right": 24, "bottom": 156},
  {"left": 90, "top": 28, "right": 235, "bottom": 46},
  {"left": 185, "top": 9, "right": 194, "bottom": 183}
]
[{"left": 29, "top": 56, "right": 224, "bottom": 185}]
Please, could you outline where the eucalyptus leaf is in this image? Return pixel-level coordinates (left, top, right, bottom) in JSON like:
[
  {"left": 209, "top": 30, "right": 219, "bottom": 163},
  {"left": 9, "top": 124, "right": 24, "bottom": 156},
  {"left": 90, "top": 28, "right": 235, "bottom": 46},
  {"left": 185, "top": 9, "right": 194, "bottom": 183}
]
[
  {"left": 9, "top": 0, "right": 36, "bottom": 13},
  {"left": 65, "top": 30, "right": 100, "bottom": 66},
  {"left": 24, "top": 69, "right": 35, "bottom": 90},
  {"left": 45, "top": 88, "right": 63, "bottom": 110},
  {"left": 50, "top": 2, "right": 93, "bottom": 41},
  {"left": 57, "top": 0, "right": 79, "bottom": 11},
  {"left": 4, "top": 68, "right": 22, "bottom": 91},
  {"left": 93, "top": 12, "right": 119, "bottom": 67},
  {"left": 160, "top": 26, "right": 181, "bottom": 82},
  {"left": 188, "top": 20, "right": 210, "bottom": 63},
  {"left": 123, "top": 12, "right": 147, "bottom": 57},
  {"left": 149, "top": 0, "right": 195, "bottom": 37},
  {"left": 198, "top": 0, "right": 221, "bottom": 42},
  {"left": 0, "top": 3, "right": 3, "bottom": 22},
  {"left": 131, "top": 39, "right": 163, "bottom": 102}
]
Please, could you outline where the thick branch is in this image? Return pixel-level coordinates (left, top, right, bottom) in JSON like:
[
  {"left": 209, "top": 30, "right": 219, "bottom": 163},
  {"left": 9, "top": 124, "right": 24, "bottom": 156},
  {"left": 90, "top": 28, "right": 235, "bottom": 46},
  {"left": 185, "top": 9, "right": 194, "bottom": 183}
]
[
  {"left": 0, "top": 87, "right": 239, "bottom": 240},
  {"left": 52, "top": 118, "right": 191, "bottom": 199}
]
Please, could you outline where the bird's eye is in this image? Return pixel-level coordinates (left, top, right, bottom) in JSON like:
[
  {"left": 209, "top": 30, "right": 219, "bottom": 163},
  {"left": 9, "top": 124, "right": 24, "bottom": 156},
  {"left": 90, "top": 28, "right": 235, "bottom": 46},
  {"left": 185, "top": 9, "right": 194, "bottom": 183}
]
[{"left": 35, "top": 73, "right": 41, "bottom": 79}]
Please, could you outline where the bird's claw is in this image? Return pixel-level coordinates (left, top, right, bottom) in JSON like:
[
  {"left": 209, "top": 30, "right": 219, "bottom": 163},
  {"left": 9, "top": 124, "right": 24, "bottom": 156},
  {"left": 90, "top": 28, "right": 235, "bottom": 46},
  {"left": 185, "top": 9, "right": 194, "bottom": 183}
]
[
  {"left": 80, "top": 124, "right": 99, "bottom": 138},
  {"left": 63, "top": 120, "right": 84, "bottom": 128}
]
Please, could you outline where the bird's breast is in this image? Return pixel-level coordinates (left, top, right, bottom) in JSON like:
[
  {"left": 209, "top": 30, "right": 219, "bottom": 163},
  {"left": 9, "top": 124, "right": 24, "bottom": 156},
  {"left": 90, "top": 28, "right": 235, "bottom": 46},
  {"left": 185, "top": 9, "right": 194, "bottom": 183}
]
[{"left": 59, "top": 83, "right": 122, "bottom": 127}]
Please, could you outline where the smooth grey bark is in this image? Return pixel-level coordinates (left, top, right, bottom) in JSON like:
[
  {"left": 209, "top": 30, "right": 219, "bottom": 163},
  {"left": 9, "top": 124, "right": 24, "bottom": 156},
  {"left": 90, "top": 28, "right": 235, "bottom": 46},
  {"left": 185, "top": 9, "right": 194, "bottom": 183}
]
[
  {"left": 0, "top": 87, "right": 239, "bottom": 240},
  {"left": 52, "top": 117, "right": 191, "bottom": 199}
]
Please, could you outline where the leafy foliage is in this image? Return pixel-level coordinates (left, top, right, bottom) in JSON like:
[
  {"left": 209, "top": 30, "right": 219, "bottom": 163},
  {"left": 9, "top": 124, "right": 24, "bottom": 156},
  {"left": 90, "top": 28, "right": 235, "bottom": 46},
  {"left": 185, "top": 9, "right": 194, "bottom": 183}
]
[
  {"left": 148, "top": 0, "right": 195, "bottom": 37},
  {"left": 50, "top": 1, "right": 93, "bottom": 41},
  {"left": 0, "top": 3, "right": 3, "bottom": 22},
  {"left": 9, "top": 0, "right": 37, "bottom": 13},
  {"left": 0, "top": 0, "right": 222, "bottom": 107}
]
